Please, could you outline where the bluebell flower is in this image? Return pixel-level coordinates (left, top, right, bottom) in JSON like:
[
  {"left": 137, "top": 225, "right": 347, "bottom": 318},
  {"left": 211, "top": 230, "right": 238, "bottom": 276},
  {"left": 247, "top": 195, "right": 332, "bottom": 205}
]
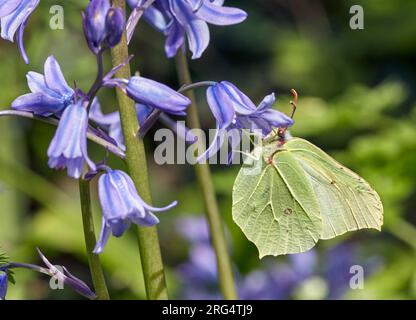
[
  {"left": 289, "top": 250, "right": 318, "bottom": 279},
  {"left": 175, "top": 216, "right": 210, "bottom": 243},
  {"left": 198, "top": 81, "right": 294, "bottom": 162},
  {"left": 0, "top": 0, "right": 40, "bottom": 64},
  {"left": 83, "top": 0, "right": 125, "bottom": 54},
  {"left": 12, "top": 55, "right": 75, "bottom": 116},
  {"left": 0, "top": 271, "right": 8, "bottom": 300},
  {"left": 128, "top": 0, "right": 247, "bottom": 59},
  {"left": 109, "top": 76, "right": 191, "bottom": 115},
  {"left": 94, "top": 169, "right": 177, "bottom": 254},
  {"left": 47, "top": 101, "right": 95, "bottom": 179},
  {"left": 36, "top": 249, "right": 96, "bottom": 300}
]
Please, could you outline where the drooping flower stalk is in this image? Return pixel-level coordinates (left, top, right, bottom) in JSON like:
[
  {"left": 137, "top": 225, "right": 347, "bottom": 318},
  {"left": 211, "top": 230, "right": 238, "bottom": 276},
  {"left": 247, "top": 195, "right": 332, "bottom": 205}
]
[
  {"left": 78, "top": 178, "right": 110, "bottom": 300},
  {"left": 110, "top": 0, "right": 168, "bottom": 300},
  {"left": 175, "top": 49, "right": 237, "bottom": 299}
]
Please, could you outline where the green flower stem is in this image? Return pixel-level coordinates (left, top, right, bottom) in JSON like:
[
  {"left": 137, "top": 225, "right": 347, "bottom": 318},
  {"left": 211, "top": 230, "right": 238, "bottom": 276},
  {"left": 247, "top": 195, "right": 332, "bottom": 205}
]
[
  {"left": 175, "top": 50, "right": 238, "bottom": 300},
  {"left": 388, "top": 218, "right": 416, "bottom": 251},
  {"left": 78, "top": 179, "right": 110, "bottom": 300},
  {"left": 110, "top": 0, "right": 168, "bottom": 300}
]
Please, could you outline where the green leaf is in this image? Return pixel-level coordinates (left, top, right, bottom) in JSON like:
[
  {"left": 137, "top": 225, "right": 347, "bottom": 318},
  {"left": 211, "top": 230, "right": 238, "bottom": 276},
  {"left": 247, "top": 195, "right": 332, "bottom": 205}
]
[
  {"left": 232, "top": 137, "right": 383, "bottom": 258},
  {"left": 232, "top": 147, "right": 322, "bottom": 258}
]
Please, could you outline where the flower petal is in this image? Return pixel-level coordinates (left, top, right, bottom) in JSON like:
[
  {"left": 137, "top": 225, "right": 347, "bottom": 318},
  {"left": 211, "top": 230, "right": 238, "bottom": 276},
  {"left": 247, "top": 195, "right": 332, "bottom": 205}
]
[
  {"left": 99, "top": 172, "right": 131, "bottom": 220},
  {"left": 136, "top": 104, "right": 154, "bottom": 125},
  {"left": 143, "top": 5, "right": 169, "bottom": 32},
  {"left": 94, "top": 219, "right": 112, "bottom": 254},
  {"left": 165, "top": 20, "right": 185, "bottom": 58},
  {"left": 142, "top": 200, "right": 178, "bottom": 213},
  {"left": 11, "top": 92, "right": 64, "bottom": 115},
  {"left": 47, "top": 102, "right": 92, "bottom": 178},
  {"left": 256, "top": 93, "right": 275, "bottom": 113},
  {"left": 26, "top": 72, "right": 61, "bottom": 98},
  {"left": 44, "top": 55, "right": 74, "bottom": 97},
  {"left": 0, "top": 272, "right": 8, "bottom": 300},
  {"left": 130, "top": 211, "right": 160, "bottom": 227},
  {"left": 126, "top": 76, "right": 190, "bottom": 115},
  {"left": 195, "top": 0, "right": 247, "bottom": 26},
  {"left": 108, "top": 219, "right": 130, "bottom": 237},
  {"left": 170, "top": 0, "right": 210, "bottom": 59},
  {"left": 261, "top": 109, "right": 294, "bottom": 128},
  {"left": 206, "top": 83, "right": 235, "bottom": 128},
  {"left": 220, "top": 81, "right": 257, "bottom": 115},
  {"left": 0, "top": 0, "right": 21, "bottom": 17},
  {"left": 61, "top": 267, "right": 97, "bottom": 300},
  {"left": 196, "top": 125, "right": 227, "bottom": 163},
  {"left": 89, "top": 98, "right": 120, "bottom": 126},
  {"left": 0, "top": 0, "right": 38, "bottom": 42}
]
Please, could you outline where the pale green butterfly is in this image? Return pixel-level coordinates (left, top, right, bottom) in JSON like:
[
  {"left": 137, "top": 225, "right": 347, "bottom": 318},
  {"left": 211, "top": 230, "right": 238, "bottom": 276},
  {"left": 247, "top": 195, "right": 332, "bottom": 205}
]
[{"left": 232, "top": 93, "right": 383, "bottom": 258}]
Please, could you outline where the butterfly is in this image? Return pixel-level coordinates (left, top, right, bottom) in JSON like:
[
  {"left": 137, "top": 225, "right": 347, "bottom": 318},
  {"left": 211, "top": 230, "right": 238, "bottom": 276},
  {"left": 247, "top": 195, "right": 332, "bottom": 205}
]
[{"left": 232, "top": 136, "right": 383, "bottom": 258}]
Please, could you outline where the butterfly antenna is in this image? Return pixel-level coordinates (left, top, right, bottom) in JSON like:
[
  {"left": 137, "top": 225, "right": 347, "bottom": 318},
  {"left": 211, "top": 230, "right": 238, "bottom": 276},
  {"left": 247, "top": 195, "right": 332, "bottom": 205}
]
[{"left": 289, "top": 89, "right": 298, "bottom": 119}]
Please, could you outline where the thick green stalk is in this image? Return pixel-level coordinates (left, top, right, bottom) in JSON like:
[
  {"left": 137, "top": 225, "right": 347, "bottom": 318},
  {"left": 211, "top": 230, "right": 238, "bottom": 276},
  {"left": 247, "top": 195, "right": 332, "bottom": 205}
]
[
  {"left": 175, "top": 51, "right": 238, "bottom": 299},
  {"left": 388, "top": 218, "right": 416, "bottom": 251},
  {"left": 110, "top": 0, "right": 168, "bottom": 300},
  {"left": 78, "top": 179, "right": 110, "bottom": 300}
]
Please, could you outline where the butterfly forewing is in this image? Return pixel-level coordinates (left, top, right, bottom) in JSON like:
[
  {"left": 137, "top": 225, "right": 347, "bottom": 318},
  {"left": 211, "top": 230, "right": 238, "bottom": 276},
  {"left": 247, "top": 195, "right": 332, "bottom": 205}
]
[{"left": 285, "top": 138, "right": 383, "bottom": 239}]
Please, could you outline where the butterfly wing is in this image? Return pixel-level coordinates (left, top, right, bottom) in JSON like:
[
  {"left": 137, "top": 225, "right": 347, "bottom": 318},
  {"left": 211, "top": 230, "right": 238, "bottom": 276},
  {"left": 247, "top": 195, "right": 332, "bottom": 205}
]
[
  {"left": 286, "top": 138, "right": 383, "bottom": 239},
  {"left": 232, "top": 149, "right": 322, "bottom": 257}
]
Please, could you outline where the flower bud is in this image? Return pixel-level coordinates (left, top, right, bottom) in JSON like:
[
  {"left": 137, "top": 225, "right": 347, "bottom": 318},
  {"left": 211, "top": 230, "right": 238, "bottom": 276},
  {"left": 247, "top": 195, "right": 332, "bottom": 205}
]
[
  {"left": 105, "top": 7, "right": 125, "bottom": 48},
  {"left": 83, "top": 0, "right": 110, "bottom": 53}
]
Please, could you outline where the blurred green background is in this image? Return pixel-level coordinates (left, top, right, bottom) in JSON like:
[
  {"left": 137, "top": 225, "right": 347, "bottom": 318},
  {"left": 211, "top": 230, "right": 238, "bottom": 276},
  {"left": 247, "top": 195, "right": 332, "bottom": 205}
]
[{"left": 1, "top": 0, "right": 416, "bottom": 299}]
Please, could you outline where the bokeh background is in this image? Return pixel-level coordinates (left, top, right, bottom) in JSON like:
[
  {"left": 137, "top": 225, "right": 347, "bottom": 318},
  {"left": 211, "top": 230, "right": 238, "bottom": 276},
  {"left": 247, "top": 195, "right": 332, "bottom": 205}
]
[{"left": 1, "top": 0, "right": 416, "bottom": 299}]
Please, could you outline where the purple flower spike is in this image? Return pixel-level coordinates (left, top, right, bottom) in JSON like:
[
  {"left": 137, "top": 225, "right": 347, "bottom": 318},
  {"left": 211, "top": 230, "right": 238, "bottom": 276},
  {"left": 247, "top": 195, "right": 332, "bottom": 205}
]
[
  {"left": 12, "top": 55, "right": 75, "bottom": 116},
  {"left": 123, "top": 76, "right": 191, "bottom": 115},
  {"left": 83, "top": 0, "right": 125, "bottom": 53},
  {"left": 37, "top": 249, "right": 96, "bottom": 300},
  {"left": 0, "top": 0, "right": 40, "bottom": 64},
  {"left": 197, "top": 81, "right": 294, "bottom": 162},
  {"left": 48, "top": 101, "right": 96, "bottom": 179},
  {"left": 94, "top": 169, "right": 177, "bottom": 254},
  {"left": 127, "top": 0, "right": 247, "bottom": 59},
  {"left": 0, "top": 271, "right": 8, "bottom": 300}
]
